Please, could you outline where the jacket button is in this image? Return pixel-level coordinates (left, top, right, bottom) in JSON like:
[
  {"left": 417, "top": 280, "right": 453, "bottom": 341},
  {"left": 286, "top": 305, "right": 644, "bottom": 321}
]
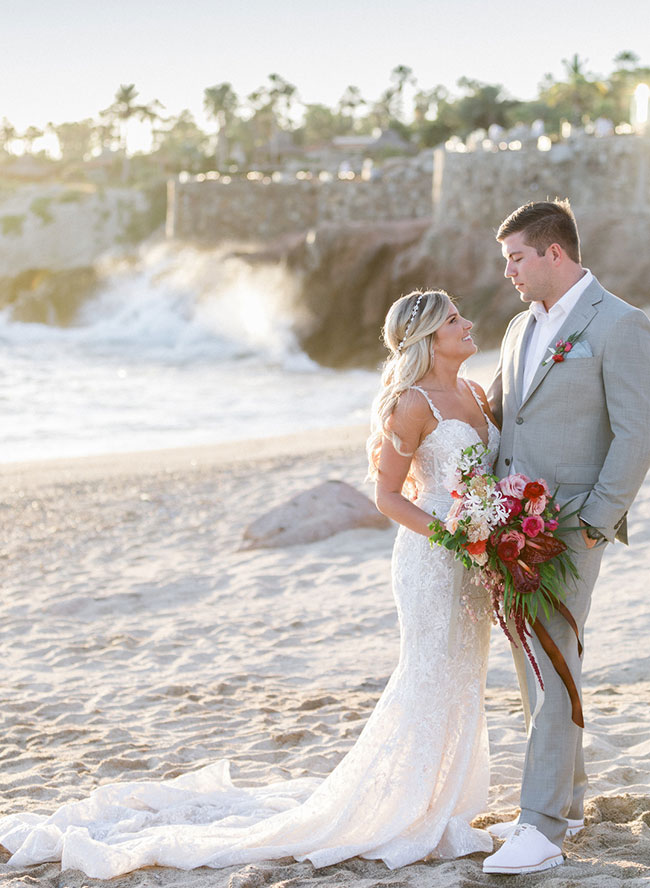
[
  {"left": 505, "top": 458, "right": 511, "bottom": 466},
  {"left": 516, "top": 417, "right": 524, "bottom": 425}
]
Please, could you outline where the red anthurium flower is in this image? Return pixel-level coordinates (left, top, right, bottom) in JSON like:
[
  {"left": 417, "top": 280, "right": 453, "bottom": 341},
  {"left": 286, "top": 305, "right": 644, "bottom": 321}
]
[
  {"left": 497, "top": 530, "right": 526, "bottom": 562},
  {"left": 509, "top": 559, "right": 541, "bottom": 595},
  {"left": 498, "top": 539, "right": 520, "bottom": 561},
  {"left": 522, "top": 532, "right": 567, "bottom": 564}
]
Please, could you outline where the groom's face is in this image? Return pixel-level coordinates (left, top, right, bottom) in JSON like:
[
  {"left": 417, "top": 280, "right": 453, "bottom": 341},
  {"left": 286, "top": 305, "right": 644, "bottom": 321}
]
[{"left": 501, "top": 231, "right": 553, "bottom": 303}]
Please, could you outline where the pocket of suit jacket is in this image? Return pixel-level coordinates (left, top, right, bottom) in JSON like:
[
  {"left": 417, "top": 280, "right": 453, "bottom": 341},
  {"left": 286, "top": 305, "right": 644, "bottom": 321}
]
[{"left": 564, "top": 341, "right": 594, "bottom": 359}]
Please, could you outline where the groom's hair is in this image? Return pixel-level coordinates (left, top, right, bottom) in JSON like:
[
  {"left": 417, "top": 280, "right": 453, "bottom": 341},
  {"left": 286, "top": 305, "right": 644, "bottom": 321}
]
[{"left": 496, "top": 198, "right": 581, "bottom": 263}]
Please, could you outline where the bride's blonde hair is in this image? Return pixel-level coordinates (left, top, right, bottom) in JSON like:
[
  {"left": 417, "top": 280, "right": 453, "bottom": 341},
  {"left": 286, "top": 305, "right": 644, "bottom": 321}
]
[{"left": 366, "top": 289, "right": 452, "bottom": 493}]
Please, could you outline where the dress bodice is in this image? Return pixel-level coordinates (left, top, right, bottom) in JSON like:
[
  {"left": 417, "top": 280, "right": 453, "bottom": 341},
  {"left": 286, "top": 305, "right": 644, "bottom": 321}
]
[{"left": 408, "top": 383, "right": 500, "bottom": 520}]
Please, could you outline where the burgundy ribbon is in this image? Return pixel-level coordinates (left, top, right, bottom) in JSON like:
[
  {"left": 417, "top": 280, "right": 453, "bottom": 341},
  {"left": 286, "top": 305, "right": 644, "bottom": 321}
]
[{"left": 531, "top": 612, "right": 584, "bottom": 728}]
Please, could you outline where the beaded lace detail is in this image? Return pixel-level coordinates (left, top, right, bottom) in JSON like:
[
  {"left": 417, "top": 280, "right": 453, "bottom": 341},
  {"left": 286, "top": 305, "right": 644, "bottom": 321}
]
[{"left": 0, "top": 402, "right": 500, "bottom": 879}]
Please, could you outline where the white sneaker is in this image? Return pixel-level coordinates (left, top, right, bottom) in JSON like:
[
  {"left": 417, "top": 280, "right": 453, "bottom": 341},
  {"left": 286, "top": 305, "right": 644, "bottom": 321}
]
[
  {"left": 566, "top": 818, "right": 585, "bottom": 837},
  {"left": 487, "top": 816, "right": 584, "bottom": 840},
  {"left": 483, "top": 823, "right": 564, "bottom": 874}
]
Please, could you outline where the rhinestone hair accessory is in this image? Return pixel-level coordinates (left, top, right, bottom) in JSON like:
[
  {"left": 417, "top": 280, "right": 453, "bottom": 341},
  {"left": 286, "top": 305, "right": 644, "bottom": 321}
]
[{"left": 397, "top": 292, "right": 426, "bottom": 353}]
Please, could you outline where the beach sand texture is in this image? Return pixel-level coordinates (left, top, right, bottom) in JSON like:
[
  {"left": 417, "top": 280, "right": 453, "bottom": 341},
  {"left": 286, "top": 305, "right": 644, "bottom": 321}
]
[{"left": 1, "top": 428, "right": 649, "bottom": 887}]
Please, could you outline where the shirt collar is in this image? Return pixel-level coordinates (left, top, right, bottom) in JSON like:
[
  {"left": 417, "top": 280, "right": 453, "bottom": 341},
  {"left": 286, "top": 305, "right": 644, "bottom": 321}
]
[{"left": 529, "top": 269, "right": 593, "bottom": 322}]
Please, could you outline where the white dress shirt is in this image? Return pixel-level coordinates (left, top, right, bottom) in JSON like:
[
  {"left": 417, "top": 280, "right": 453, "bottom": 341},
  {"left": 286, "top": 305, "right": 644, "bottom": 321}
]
[{"left": 522, "top": 269, "right": 593, "bottom": 398}]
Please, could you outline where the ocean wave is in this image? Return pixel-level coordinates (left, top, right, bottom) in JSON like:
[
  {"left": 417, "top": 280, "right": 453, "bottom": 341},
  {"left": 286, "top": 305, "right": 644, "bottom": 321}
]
[{"left": 0, "top": 240, "right": 315, "bottom": 370}]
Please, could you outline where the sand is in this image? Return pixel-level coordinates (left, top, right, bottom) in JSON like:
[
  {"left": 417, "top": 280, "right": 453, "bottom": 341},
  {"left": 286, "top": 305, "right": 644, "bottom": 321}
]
[{"left": 1, "top": 426, "right": 649, "bottom": 887}]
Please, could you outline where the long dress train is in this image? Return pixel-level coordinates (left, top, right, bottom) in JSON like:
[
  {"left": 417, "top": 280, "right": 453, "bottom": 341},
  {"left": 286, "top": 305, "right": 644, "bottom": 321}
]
[{"left": 0, "top": 386, "right": 499, "bottom": 879}]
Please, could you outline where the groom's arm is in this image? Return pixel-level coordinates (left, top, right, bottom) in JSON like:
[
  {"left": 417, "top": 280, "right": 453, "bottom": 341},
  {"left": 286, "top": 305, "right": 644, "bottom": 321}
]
[
  {"left": 487, "top": 361, "right": 503, "bottom": 428},
  {"left": 579, "top": 308, "right": 650, "bottom": 542},
  {"left": 487, "top": 316, "right": 517, "bottom": 428}
]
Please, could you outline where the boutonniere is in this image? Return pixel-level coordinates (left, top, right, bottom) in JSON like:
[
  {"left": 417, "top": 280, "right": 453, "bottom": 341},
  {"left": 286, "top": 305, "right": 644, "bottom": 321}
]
[{"left": 542, "top": 332, "right": 580, "bottom": 365}]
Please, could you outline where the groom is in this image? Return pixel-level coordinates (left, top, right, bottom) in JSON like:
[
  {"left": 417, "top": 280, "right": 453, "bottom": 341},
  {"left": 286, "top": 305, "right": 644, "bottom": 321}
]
[{"left": 484, "top": 199, "right": 650, "bottom": 875}]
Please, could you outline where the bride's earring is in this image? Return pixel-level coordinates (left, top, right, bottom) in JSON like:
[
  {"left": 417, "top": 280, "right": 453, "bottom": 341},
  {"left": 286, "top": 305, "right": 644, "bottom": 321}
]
[{"left": 430, "top": 347, "right": 435, "bottom": 366}]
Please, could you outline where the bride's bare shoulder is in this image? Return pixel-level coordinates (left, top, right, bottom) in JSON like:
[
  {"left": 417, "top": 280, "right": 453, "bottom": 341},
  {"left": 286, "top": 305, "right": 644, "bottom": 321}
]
[
  {"left": 465, "top": 379, "right": 499, "bottom": 427},
  {"left": 386, "top": 387, "right": 436, "bottom": 441}
]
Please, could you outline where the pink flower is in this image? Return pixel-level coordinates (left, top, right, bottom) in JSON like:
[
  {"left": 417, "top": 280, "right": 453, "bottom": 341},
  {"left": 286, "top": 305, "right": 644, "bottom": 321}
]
[
  {"left": 564, "top": 342, "right": 573, "bottom": 352},
  {"left": 525, "top": 495, "right": 547, "bottom": 515},
  {"left": 522, "top": 515, "right": 545, "bottom": 538},
  {"left": 498, "top": 473, "right": 530, "bottom": 498},
  {"left": 546, "top": 519, "right": 559, "bottom": 531},
  {"left": 448, "top": 498, "right": 465, "bottom": 519},
  {"left": 503, "top": 496, "right": 523, "bottom": 518},
  {"left": 445, "top": 497, "right": 466, "bottom": 533}
]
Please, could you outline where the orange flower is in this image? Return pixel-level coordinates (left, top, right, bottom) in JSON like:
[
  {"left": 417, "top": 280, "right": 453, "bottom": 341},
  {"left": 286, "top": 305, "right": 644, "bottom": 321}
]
[{"left": 465, "top": 538, "right": 487, "bottom": 556}]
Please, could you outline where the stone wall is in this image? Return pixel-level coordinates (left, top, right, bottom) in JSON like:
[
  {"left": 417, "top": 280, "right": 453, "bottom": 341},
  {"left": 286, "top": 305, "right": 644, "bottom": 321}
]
[
  {"left": 167, "top": 135, "right": 650, "bottom": 245},
  {"left": 166, "top": 169, "right": 434, "bottom": 241},
  {"left": 432, "top": 134, "right": 650, "bottom": 229}
]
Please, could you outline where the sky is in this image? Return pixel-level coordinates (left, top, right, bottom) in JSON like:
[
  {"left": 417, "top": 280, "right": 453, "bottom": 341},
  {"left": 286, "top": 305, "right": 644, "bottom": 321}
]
[{"left": 2, "top": 0, "right": 648, "bottom": 138}]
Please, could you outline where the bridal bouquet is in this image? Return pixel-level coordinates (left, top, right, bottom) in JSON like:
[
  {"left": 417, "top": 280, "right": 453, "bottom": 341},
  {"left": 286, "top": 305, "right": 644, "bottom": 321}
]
[{"left": 429, "top": 444, "right": 583, "bottom": 726}]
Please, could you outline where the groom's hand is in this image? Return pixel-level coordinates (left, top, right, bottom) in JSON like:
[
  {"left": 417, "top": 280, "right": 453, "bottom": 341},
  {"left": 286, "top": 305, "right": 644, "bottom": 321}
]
[{"left": 579, "top": 519, "right": 599, "bottom": 549}]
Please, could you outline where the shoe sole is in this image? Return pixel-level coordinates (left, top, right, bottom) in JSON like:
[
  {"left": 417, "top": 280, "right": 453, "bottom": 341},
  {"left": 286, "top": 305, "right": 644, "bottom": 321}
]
[
  {"left": 487, "top": 822, "right": 584, "bottom": 840},
  {"left": 483, "top": 853, "right": 564, "bottom": 874}
]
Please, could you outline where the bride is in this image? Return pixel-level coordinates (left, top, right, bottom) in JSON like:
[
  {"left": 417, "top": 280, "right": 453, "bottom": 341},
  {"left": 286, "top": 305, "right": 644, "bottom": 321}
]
[{"left": 0, "top": 289, "right": 499, "bottom": 879}]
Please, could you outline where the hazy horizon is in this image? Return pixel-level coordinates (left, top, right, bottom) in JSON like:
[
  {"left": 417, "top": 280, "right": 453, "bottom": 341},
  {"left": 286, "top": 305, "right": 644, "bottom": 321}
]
[{"left": 3, "top": 0, "right": 647, "bottom": 136}]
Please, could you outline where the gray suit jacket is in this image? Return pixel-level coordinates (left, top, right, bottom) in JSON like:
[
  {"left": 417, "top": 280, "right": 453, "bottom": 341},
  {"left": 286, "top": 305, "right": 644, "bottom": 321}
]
[{"left": 488, "top": 277, "right": 650, "bottom": 544}]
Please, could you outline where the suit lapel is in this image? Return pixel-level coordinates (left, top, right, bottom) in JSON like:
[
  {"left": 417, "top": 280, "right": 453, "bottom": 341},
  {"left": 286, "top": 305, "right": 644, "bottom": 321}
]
[{"left": 521, "top": 279, "right": 604, "bottom": 408}]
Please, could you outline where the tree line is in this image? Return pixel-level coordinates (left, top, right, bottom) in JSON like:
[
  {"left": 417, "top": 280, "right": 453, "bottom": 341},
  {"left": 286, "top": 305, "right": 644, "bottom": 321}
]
[{"left": 1, "top": 52, "right": 648, "bottom": 176}]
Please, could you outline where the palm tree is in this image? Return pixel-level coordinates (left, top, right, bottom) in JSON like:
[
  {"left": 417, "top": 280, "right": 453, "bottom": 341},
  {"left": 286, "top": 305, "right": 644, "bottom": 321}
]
[
  {"left": 389, "top": 64, "right": 416, "bottom": 121},
  {"left": 100, "top": 84, "right": 164, "bottom": 179},
  {"left": 102, "top": 84, "right": 164, "bottom": 151},
  {"left": 245, "top": 74, "right": 297, "bottom": 163},
  {"left": 614, "top": 50, "right": 640, "bottom": 70},
  {"left": 22, "top": 126, "right": 44, "bottom": 154},
  {"left": 204, "top": 83, "right": 238, "bottom": 168},
  {"left": 557, "top": 55, "right": 605, "bottom": 125},
  {"left": 0, "top": 118, "right": 17, "bottom": 155},
  {"left": 338, "top": 85, "right": 366, "bottom": 120},
  {"left": 267, "top": 73, "right": 297, "bottom": 128}
]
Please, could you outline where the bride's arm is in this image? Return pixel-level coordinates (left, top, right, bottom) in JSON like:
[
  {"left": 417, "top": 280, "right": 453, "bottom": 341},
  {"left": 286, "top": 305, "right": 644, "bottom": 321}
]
[{"left": 374, "top": 394, "right": 436, "bottom": 537}]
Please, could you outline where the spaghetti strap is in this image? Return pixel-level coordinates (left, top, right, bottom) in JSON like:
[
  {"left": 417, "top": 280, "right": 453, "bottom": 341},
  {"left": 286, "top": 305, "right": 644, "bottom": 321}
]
[
  {"left": 464, "top": 379, "right": 490, "bottom": 425},
  {"left": 409, "top": 385, "right": 443, "bottom": 423}
]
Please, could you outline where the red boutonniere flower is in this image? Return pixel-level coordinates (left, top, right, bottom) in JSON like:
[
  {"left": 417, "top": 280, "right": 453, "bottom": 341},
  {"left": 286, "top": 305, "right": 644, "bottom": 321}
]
[{"left": 542, "top": 332, "right": 580, "bottom": 365}]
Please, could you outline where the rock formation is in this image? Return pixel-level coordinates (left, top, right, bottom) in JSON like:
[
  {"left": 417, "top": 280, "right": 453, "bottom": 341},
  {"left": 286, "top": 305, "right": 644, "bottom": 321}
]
[{"left": 242, "top": 480, "right": 390, "bottom": 548}]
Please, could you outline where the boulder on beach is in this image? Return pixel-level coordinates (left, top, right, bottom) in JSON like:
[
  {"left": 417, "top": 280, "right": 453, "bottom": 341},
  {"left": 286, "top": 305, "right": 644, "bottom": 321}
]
[{"left": 242, "top": 479, "right": 390, "bottom": 548}]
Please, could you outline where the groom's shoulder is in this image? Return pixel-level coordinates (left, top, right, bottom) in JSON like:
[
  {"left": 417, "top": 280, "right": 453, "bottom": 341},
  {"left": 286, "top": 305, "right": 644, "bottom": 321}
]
[
  {"left": 592, "top": 279, "right": 644, "bottom": 322},
  {"left": 504, "top": 309, "right": 529, "bottom": 335}
]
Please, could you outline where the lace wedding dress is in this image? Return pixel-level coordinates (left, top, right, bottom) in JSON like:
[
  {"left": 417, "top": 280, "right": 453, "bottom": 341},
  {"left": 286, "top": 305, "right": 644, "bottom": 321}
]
[{"left": 0, "top": 385, "right": 499, "bottom": 880}]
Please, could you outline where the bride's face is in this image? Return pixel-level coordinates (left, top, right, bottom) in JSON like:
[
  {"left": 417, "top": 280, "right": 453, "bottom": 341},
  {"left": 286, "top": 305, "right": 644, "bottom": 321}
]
[{"left": 433, "top": 305, "right": 476, "bottom": 361}]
